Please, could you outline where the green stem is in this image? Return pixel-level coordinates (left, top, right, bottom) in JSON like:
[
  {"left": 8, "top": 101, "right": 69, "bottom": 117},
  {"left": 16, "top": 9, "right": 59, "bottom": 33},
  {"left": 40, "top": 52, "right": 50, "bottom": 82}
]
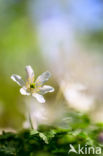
[
  {"left": 28, "top": 112, "right": 33, "bottom": 129},
  {"left": 55, "top": 87, "right": 62, "bottom": 103}
]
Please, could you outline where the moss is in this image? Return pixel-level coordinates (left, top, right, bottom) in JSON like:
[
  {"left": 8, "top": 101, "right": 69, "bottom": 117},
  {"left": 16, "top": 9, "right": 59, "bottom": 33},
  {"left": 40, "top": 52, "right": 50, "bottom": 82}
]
[{"left": 0, "top": 113, "right": 103, "bottom": 156}]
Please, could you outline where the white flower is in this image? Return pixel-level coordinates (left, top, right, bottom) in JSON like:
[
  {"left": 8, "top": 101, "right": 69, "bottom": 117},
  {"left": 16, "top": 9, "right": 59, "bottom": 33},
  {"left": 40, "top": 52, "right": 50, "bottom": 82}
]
[
  {"left": 11, "top": 65, "right": 54, "bottom": 103},
  {"left": 61, "top": 82, "right": 94, "bottom": 112}
]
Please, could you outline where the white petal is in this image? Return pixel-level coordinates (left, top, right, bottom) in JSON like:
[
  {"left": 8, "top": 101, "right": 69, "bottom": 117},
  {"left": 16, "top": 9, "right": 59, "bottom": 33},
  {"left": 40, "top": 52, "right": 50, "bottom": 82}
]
[
  {"left": 32, "top": 93, "right": 46, "bottom": 103},
  {"left": 11, "top": 74, "right": 25, "bottom": 86},
  {"left": 39, "top": 85, "right": 54, "bottom": 95},
  {"left": 20, "top": 88, "right": 30, "bottom": 95},
  {"left": 35, "top": 71, "right": 51, "bottom": 87},
  {"left": 25, "top": 65, "right": 34, "bottom": 83}
]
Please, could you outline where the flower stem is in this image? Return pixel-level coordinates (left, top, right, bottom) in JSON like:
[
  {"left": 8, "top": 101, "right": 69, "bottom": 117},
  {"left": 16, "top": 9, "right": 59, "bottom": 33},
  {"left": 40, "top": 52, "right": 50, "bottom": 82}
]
[
  {"left": 28, "top": 112, "right": 33, "bottom": 129},
  {"left": 55, "top": 87, "right": 62, "bottom": 103}
]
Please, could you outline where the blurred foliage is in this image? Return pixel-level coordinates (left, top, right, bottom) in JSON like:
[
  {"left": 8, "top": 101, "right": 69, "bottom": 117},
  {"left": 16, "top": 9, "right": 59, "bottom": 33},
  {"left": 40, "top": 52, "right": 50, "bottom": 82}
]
[
  {"left": 0, "top": 0, "right": 48, "bottom": 129},
  {"left": 80, "top": 30, "right": 103, "bottom": 49},
  {"left": 0, "top": 112, "right": 103, "bottom": 156},
  {"left": 87, "top": 30, "right": 103, "bottom": 46}
]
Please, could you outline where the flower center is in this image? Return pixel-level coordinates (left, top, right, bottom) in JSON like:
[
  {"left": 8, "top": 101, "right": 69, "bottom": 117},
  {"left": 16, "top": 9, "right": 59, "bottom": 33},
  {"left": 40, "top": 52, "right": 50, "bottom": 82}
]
[{"left": 30, "top": 83, "right": 35, "bottom": 89}]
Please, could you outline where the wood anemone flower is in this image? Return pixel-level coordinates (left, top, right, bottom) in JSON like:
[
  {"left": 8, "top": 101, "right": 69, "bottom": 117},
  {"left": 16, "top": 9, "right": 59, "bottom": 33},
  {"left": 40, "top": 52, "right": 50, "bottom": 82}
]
[{"left": 11, "top": 65, "right": 54, "bottom": 103}]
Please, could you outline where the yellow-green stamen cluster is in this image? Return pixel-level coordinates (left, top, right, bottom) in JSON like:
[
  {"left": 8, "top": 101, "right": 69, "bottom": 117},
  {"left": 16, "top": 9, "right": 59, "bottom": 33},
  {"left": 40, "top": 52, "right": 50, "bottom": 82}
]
[{"left": 30, "top": 83, "right": 35, "bottom": 89}]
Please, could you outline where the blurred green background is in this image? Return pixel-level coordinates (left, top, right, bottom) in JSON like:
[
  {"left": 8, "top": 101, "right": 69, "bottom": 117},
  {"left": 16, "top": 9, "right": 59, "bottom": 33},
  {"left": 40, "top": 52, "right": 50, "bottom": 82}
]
[
  {"left": 0, "top": 0, "right": 103, "bottom": 130},
  {"left": 0, "top": 0, "right": 45, "bottom": 129}
]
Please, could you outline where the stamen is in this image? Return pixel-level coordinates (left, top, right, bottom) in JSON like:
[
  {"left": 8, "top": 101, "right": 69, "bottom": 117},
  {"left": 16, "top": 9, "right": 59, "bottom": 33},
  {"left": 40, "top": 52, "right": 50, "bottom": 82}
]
[{"left": 30, "top": 83, "right": 35, "bottom": 89}]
